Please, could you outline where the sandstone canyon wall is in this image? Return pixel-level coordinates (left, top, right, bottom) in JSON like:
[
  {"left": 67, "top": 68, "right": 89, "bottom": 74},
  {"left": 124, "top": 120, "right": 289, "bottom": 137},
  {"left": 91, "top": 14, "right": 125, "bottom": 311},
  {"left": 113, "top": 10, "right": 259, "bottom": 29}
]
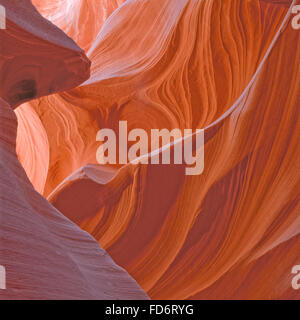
[
  {"left": 1, "top": 0, "right": 299, "bottom": 300},
  {"left": 0, "top": 0, "right": 148, "bottom": 300}
]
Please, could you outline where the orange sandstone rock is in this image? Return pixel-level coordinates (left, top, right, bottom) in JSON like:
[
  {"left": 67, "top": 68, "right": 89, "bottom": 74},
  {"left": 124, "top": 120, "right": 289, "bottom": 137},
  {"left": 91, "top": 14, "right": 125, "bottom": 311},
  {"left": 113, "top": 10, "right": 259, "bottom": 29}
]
[
  {"left": 0, "top": 0, "right": 148, "bottom": 300},
  {"left": 7, "top": 0, "right": 300, "bottom": 300}
]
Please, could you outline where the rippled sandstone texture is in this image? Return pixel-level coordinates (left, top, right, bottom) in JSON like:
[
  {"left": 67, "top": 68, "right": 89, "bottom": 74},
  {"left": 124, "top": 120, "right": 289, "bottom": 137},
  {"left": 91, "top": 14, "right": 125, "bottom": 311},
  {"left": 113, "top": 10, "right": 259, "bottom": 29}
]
[
  {"left": 3, "top": 0, "right": 300, "bottom": 300},
  {"left": 0, "top": 0, "right": 148, "bottom": 300}
]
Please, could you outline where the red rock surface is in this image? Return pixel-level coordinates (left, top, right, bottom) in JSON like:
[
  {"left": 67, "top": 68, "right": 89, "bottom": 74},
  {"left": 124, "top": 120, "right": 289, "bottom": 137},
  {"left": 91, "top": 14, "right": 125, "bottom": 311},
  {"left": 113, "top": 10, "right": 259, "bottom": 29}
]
[
  {"left": 1, "top": 0, "right": 300, "bottom": 300},
  {"left": 0, "top": 0, "right": 148, "bottom": 300}
]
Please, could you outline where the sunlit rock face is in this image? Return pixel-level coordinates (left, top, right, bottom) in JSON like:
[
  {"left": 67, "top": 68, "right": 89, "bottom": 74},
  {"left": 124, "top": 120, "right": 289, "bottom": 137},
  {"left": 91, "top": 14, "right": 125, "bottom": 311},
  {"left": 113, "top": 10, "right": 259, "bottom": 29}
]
[
  {"left": 3, "top": 0, "right": 300, "bottom": 300},
  {"left": 0, "top": 0, "right": 148, "bottom": 300}
]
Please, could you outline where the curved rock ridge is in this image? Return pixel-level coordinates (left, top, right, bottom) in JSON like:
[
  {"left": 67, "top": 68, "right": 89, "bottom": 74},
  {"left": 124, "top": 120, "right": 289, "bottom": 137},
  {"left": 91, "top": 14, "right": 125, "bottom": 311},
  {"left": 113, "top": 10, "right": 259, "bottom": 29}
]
[
  {"left": 14, "top": 0, "right": 300, "bottom": 299},
  {"left": 0, "top": 99, "right": 148, "bottom": 300},
  {"left": 0, "top": 0, "right": 148, "bottom": 300},
  {"left": 0, "top": 0, "right": 90, "bottom": 107}
]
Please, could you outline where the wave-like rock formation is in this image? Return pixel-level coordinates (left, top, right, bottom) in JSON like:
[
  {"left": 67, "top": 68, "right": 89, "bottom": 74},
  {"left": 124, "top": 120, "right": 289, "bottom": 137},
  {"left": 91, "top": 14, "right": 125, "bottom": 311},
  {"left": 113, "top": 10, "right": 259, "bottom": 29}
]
[
  {"left": 0, "top": 0, "right": 148, "bottom": 300},
  {"left": 2, "top": 0, "right": 300, "bottom": 299}
]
